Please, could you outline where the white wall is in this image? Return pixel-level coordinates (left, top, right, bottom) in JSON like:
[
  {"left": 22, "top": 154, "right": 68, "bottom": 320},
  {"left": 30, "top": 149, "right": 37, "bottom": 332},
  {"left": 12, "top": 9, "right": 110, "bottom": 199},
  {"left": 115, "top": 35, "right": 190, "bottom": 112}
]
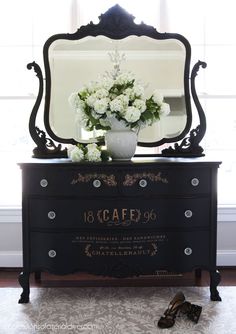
[{"left": 0, "top": 206, "right": 235, "bottom": 267}]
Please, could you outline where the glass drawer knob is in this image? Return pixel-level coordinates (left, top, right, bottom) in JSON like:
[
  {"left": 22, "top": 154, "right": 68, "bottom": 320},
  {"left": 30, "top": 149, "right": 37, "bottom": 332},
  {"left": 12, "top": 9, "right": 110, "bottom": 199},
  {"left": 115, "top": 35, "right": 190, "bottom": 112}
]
[
  {"left": 184, "top": 210, "right": 193, "bottom": 218},
  {"left": 48, "top": 250, "right": 56, "bottom": 258},
  {"left": 191, "top": 178, "right": 199, "bottom": 186},
  {"left": 139, "top": 179, "right": 147, "bottom": 188},
  {"left": 40, "top": 179, "right": 48, "bottom": 187},
  {"left": 184, "top": 247, "right": 192, "bottom": 256},
  {"left": 48, "top": 211, "right": 56, "bottom": 220},
  {"left": 93, "top": 179, "right": 101, "bottom": 188}
]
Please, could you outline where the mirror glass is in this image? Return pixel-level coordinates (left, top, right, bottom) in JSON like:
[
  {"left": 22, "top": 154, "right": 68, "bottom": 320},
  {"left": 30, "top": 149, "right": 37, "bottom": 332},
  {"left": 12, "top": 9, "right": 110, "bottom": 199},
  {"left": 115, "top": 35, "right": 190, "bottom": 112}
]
[{"left": 48, "top": 35, "right": 187, "bottom": 144}]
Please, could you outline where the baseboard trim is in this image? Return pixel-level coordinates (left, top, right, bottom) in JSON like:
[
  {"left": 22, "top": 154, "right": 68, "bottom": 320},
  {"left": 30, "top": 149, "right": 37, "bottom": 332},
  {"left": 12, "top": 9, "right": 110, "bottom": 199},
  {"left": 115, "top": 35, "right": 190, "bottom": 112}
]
[
  {"left": 217, "top": 250, "right": 236, "bottom": 266},
  {"left": 0, "top": 250, "right": 235, "bottom": 267},
  {"left": 0, "top": 207, "right": 21, "bottom": 223},
  {"left": 0, "top": 251, "right": 22, "bottom": 267}
]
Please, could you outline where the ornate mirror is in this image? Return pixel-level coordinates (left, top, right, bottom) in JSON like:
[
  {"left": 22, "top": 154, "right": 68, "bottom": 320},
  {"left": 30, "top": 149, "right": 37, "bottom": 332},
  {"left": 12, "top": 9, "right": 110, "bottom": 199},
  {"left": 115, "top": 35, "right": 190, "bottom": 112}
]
[{"left": 28, "top": 4, "right": 206, "bottom": 158}]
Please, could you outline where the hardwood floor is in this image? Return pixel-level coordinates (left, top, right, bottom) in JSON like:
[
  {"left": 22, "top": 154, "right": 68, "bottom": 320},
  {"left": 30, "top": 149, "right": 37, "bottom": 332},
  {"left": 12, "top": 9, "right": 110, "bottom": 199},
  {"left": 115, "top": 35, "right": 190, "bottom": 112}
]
[{"left": 0, "top": 267, "right": 235, "bottom": 287}]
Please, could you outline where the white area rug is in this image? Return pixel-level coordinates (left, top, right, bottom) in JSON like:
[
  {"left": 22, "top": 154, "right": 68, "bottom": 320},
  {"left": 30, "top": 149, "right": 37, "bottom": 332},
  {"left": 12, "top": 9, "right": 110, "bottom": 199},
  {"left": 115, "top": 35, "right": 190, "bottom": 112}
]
[{"left": 0, "top": 286, "right": 234, "bottom": 333}]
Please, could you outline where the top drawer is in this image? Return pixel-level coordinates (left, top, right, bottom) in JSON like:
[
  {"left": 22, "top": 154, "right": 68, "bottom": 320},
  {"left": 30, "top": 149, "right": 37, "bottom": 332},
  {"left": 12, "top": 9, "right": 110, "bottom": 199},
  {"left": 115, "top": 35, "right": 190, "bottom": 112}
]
[{"left": 22, "top": 165, "right": 212, "bottom": 196}]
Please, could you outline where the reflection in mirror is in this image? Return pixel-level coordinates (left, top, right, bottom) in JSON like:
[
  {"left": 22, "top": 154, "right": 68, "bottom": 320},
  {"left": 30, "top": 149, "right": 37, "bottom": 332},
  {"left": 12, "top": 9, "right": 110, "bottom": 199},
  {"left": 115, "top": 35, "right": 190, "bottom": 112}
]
[{"left": 48, "top": 35, "right": 187, "bottom": 144}]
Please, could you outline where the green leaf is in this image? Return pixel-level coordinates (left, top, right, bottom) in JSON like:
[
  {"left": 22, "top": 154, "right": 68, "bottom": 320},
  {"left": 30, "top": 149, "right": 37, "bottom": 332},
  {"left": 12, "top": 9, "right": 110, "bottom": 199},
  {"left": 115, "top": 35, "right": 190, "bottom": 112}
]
[
  {"left": 95, "top": 124, "right": 111, "bottom": 130},
  {"left": 101, "top": 150, "right": 110, "bottom": 161},
  {"left": 142, "top": 110, "right": 153, "bottom": 120}
]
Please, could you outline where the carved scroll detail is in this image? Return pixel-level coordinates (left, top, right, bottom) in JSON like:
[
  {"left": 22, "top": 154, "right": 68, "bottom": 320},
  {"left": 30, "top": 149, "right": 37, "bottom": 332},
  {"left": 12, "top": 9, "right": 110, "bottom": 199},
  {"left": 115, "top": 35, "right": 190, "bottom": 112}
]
[
  {"left": 71, "top": 173, "right": 117, "bottom": 186},
  {"left": 123, "top": 172, "right": 168, "bottom": 186}
]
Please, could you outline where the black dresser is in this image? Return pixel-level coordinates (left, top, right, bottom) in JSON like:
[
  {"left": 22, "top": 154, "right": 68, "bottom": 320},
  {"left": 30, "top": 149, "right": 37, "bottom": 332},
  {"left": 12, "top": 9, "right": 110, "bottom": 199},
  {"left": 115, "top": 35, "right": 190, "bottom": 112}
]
[{"left": 18, "top": 157, "right": 221, "bottom": 303}]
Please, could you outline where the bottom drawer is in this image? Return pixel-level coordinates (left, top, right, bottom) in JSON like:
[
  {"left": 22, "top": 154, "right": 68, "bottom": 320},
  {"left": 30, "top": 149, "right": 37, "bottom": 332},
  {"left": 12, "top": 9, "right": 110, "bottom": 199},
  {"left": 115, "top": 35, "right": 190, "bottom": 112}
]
[{"left": 30, "top": 231, "right": 211, "bottom": 276}]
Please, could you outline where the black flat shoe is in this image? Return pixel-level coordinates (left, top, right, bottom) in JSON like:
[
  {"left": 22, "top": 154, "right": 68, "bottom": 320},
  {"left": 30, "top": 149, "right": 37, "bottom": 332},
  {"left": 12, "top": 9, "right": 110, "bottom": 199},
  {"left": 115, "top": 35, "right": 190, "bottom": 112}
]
[{"left": 157, "top": 291, "right": 186, "bottom": 328}]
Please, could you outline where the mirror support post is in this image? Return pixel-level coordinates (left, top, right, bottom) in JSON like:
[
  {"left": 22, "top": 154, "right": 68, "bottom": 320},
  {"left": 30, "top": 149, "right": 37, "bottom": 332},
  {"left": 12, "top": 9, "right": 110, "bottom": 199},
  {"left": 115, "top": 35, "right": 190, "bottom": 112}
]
[
  {"left": 27, "top": 62, "right": 67, "bottom": 158},
  {"left": 162, "top": 60, "right": 207, "bottom": 157},
  {"left": 190, "top": 60, "right": 207, "bottom": 144}
]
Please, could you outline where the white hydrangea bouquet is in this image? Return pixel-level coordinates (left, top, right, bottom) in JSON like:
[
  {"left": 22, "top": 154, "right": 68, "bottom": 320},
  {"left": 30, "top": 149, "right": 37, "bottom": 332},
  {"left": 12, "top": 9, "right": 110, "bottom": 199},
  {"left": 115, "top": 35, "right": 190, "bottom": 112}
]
[
  {"left": 68, "top": 50, "right": 170, "bottom": 162},
  {"left": 69, "top": 71, "right": 170, "bottom": 132}
]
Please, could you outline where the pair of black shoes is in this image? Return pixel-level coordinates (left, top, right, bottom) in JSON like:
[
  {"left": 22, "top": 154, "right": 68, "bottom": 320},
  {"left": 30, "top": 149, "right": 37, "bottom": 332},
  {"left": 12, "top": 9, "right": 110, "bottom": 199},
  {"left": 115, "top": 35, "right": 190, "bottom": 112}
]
[{"left": 157, "top": 291, "right": 202, "bottom": 329}]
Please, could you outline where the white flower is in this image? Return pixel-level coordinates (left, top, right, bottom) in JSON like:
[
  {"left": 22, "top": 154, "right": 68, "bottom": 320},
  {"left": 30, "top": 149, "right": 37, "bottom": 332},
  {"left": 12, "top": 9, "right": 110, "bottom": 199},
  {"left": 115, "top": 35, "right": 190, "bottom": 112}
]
[
  {"left": 124, "top": 87, "right": 137, "bottom": 100},
  {"left": 160, "top": 102, "right": 171, "bottom": 116},
  {"left": 101, "top": 77, "right": 114, "bottom": 90},
  {"left": 95, "top": 88, "right": 109, "bottom": 99},
  {"left": 75, "top": 110, "right": 89, "bottom": 130},
  {"left": 93, "top": 98, "right": 109, "bottom": 114},
  {"left": 133, "top": 84, "right": 145, "bottom": 99},
  {"left": 123, "top": 87, "right": 132, "bottom": 99},
  {"left": 109, "top": 95, "right": 129, "bottom": 113},
  {"left": 69, "top": 146, "right": 84, "bottom": 162},
  {"left": 99, "top": 118, "right": 110, "bottom": 127},
  {"left": 68, "top": 92, "right": 81, "bottom": 110},
  {"left": 75, "top": 107, "right": 85, "bottom": 121},
  {"left": 115, "top": 72, "right": 133, "bottom": 85},
  {"left": 152, "top": 90, "right": 163, "bottom": 105},
  {"left": 105, "top": 110, "right": 113, "bottom": 118},
  {"left": 85, "top": 143, "right": 102, "bottom": 162},
  {"left": 67, "top": 145, "right": 75, "bottom": 158},
  {"left": 86, "top": 94, "right": 97, "bottom": 107},
  {"left": 77, "top": 102, "right": 86, "bottom": 116},
  {"left": 133, "top": 99, "right": 146, "bottom": 113},
  {"left": 124, "top": 106, "right": 141, "bottom": 123},
  {"left": 124, "top": 85, "right": 144, "bottom": 100}
]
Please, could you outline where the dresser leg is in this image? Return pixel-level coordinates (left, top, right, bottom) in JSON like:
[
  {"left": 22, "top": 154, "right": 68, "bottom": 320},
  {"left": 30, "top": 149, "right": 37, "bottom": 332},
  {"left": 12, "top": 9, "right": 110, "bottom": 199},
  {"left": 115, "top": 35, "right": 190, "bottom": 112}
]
[
  {"left": 18, "top": 272, "right": 30, "bottom": 303},
  {"left": 209, "top": 270, "right": 222, "bottom": 301}
]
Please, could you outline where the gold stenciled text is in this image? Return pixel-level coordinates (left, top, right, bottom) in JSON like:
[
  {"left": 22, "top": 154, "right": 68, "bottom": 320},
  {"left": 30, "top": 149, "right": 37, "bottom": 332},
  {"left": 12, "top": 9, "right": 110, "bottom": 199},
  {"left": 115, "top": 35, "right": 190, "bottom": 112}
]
[{"left": 83, "top": 208, "right": 157, "bottom": 225}]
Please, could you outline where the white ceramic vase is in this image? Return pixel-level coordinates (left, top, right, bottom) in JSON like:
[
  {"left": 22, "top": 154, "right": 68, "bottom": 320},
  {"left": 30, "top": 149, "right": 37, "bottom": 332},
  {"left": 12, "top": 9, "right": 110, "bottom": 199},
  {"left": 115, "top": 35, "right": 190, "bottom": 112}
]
[{"left": 105, "top": 118, "right": 138, "bottom": 161}]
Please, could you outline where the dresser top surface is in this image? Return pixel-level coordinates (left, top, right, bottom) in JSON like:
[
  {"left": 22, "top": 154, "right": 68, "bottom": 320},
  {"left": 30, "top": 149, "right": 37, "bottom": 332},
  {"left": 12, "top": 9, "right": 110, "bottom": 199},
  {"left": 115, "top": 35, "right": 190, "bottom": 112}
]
[{"left": 18, "top": 157, "right": 221, "bottom": 169}]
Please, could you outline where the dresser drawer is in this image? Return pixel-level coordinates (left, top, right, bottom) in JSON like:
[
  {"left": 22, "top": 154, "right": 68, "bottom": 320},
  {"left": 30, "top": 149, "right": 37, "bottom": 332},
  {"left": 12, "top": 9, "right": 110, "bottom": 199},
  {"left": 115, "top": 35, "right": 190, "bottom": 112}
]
[
  {"left": 121, "top": 167, "right": 211, "bottom": 196},
  {"left": 30, "top": 230, "right": 210, "bottom": 275},
  {"left": 23, "top": 168, "right": 120, "bottom": 197},
  {"left": 29, "top": 197, "right": 210, "bottom": 229},
  {"left": 23, "top": 166, "right": 211, "bottom": 196}
]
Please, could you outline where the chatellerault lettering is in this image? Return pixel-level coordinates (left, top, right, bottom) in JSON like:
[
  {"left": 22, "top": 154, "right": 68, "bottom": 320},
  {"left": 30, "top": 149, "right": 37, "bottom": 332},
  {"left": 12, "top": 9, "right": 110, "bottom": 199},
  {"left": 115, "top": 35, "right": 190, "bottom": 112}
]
[{"left": 91, "top": 249, "right": 151, "bottom": 256}]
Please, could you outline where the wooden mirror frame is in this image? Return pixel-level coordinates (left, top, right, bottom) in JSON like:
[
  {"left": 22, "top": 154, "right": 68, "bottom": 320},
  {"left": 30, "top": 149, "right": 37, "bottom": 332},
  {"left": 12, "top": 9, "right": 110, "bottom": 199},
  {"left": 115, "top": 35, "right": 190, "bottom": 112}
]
[{"left": 28, "top": 4, "right": 206, "bottom": 158}]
